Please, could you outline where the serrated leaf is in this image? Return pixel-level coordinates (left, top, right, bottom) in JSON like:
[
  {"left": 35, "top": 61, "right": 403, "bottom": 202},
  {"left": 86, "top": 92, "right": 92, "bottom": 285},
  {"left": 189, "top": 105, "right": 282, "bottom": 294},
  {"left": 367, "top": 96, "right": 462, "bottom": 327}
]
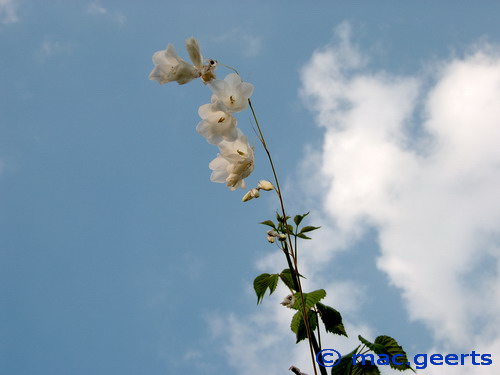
[
  {"left": 294, "top": 212, "right": 310, "bottom": 226},
  {"left": 267, "top": 274, "right": 279, "bottom": 295},
  {"left": 352, "top": 361, "right": 381, "bottom": 375},
  {"left": 297, "top": 233, "right": 312, "bottom": 240},
  {"left": 279, "top": 269, "right": 297, "bottom": 291},
  {"left": 253, "top": 273, "right": 271, "bottom": 304},
  {"left": 316, "top": 302, "right": 347, "bottom": 337},
  {"left": 290, "top": 310, "right": 317, "bottom": 343},
  {"left": 253, "top": 273, "right": 281, "bottom": 304},
  {"left": 331, "top": 347, "right": 360, "bottom": 375},
  {"left": 260, "top": 220, "right": 276, "bottom": 229},
  {"left": 300, "top": 226, "right": 321, "bottom": 233},
  {"left": 374, "top": 336, "right": 413, "bottom": 372},
  {"left": 358, "top": 335, "right": 386, "bottom": 355},
  {"left": 293, "top": 289, "right": 326, "bottom": 311}
]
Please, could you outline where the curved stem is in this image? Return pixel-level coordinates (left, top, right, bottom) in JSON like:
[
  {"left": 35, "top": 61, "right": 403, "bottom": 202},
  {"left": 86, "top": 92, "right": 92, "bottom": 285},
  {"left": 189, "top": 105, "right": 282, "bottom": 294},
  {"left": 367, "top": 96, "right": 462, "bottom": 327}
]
[{"left": 248, "top": 98, "right": 325, "bottom": 375}]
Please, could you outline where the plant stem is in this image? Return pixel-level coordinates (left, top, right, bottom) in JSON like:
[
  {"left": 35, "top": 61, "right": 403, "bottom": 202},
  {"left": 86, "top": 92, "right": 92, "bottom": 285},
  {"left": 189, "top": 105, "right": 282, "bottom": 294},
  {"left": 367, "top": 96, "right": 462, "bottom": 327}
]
[{"left": 248, "top": 99, "right": 326, "bottom": 375}]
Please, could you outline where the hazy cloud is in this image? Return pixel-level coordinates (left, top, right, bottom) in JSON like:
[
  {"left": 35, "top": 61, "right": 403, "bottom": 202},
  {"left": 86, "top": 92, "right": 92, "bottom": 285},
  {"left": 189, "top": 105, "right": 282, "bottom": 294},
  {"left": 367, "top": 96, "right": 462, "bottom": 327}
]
[
  {"left": 35, "top": 39, "right": 73, "bottom": 62},
  {"left": 86, "top": 1, "right": 126, "bottom": 24},
  {"left": 209, "top": 29, "right": 262, "bottom": 58},
  {"left": 0, "top": 0, "right": 18, "bottom": 24}
]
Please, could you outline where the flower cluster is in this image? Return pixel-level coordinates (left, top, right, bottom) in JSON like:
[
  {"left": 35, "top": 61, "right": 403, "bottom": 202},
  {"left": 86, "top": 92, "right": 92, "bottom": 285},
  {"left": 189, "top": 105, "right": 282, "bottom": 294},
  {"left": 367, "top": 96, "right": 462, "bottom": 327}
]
[{"left": 149, "top": 38, "right": 256, "bottom": 191}]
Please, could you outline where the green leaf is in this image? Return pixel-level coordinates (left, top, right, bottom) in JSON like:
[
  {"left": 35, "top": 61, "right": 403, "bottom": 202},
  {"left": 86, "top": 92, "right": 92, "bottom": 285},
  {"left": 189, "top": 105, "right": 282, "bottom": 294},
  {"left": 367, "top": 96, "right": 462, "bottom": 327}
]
[
  {"left": 352, "top": 361, "right": 381, "bottom": 375},
  {"left": 253, "top": 273, "right": 280, "bottom": 304},
  {"left": 293, "top": 212, "right": 310, "bottom": 226},
  {"left": 297, "top": 233, "right": 312, "bottom": 240},
  {"left": 316, "top": 302, "right": 347, "bottom": 337},
  {"left": 358, "top": 335, "right": 413, "bottom": 372},
  {"left": 300, "top": 226, "right": 321, "bottom": 233},
  {"left": 276, "top": 212, "right": 291, "bottom": 224},
  {"left": 267, "top": 274, "right": 279, "bottom": 295},
  {"left": 358, "top": 335, "right": 386, "bottom": 355},
  {"left": 293, "top": 289, "right": 327, "bottom": 311},
  {"left": 331, "top": 347, "right": 360, "bottom": 375},
  {"left": 260, "top": 220, "right": 276, "bottom": 229},
  {"left": 374, "top": 336, "right": 413, "bottom": 372},
  {"left": 287, "top": 224, "right": 295, "bottom": 235},
  {"left": 279, "top": 269, "right": 297, "bottom": 291},
  {"left": 253, "top": 273, "right": 271, "bottom": 304},
  {"left": 290, "top": 310, "right": 317, "bottom": 343}
]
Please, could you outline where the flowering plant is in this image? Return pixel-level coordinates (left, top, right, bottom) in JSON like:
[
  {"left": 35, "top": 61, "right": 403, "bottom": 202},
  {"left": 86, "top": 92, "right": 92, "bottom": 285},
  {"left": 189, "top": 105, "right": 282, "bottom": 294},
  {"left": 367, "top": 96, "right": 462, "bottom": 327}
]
[{"left": 149, "top": 37, "right": 414, "bottom": 375}]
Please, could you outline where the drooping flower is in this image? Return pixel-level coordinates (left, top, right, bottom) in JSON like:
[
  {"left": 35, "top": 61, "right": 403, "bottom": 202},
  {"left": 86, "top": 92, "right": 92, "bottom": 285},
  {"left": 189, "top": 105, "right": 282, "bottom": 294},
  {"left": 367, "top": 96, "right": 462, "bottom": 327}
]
[
  {"left": 149, "top": 44, "right": 199, "bottom": 85},
  {"left": 208, "top": 73, "right": 254, "bottom": 112},
  {"left": 196, "top": 102, "right": 238, "bottom": 145},
  {"left": 184, "top": 37, "right": 217, "bottom": 83},
  {"left": 209, "top": 130, "right": 255, "bottom": 190}
]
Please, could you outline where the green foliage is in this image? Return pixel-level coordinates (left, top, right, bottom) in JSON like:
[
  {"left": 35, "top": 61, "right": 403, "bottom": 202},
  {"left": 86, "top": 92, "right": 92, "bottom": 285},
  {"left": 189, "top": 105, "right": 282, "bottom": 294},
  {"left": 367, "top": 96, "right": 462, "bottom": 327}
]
[
  {"left": 267, "top": 274, "right": 279, "bottom": 294},
  {"left": 300, "top": 225, "right": 321, "bottom": 233},
  {"left": 253, "top": 273, "right": 279, "bottom": 304},
  {"left": 276, "top": 212, "right": 291, "bottom": 224},
  {"left": 316, "top": 302, "right": 347, "bottom": 337},
  {"left": 260, "top": 220, "right": 276, "bottom": 229},
  {"left": 352, "top": 361, "right": 381, "bottom": 375},
  {"left": 358, "top": 335, "right": 414, "bottom": 372},
  {"left": 279, "top": 269, "right": 296, "bottom": 291},
  {"left": 358, "top": 335, "right": 387, "bottom": 354},
  {"left": 292, "top": 289, "right": 326, "bottom": 311},
  {"left": 290, "top": 310, "right": 317, "bottom": 343},
  {"left": 293, "top": 212, "right": 310, "bottom": 226},
  {"left": 331, "top": 347, "right": 359, "bottom": 375}
]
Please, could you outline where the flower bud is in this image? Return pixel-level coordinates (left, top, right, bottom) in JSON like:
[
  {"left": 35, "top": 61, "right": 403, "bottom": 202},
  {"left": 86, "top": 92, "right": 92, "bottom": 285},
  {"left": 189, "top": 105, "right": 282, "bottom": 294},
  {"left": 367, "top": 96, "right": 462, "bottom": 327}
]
[
  {"left": 242, "top": 188, "right": 260, "bottom": 202},
  {"left": 280, "top": 294, "right": 295, "bottom": 308},
  {"left": 257, "top": 180, "right": 274, "bottom": 191},
  {"left": 278, "top": 233, "right": 287, "bottom": 240},
  {"left": 267, "top": 229, "right": 278, "bottom": 237},
  {"left": 267, "top": 235, "right": 275, "bottom": 244}
]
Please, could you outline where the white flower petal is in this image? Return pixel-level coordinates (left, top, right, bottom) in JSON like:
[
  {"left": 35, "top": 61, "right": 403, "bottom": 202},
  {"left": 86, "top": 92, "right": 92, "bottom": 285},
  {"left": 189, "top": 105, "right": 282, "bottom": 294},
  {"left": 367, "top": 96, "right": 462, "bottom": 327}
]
[{"left": 185, "top": 37, "right": 203, "bottom": 68}]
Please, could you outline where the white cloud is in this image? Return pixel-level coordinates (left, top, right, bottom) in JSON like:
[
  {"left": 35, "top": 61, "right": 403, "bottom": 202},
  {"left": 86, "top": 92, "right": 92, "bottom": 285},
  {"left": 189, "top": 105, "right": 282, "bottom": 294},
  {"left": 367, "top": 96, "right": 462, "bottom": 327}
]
[
  {"left": 35, "top": 39, "right": 73, "bottom": 62},
  {"left": 0, "top": 0, "right": 18, "bottom": 24},
  {"left": 209, "top": 29, "right": 262, "bottom": 58},
  {"left": 299, "top": 22, "right": 500, "bottom": 373},
  {"left": 207, "top": 23, "right": 500, "bottom": 375},
  {"left": 86, "top": 1, "right": 126, "bottom": 24}
]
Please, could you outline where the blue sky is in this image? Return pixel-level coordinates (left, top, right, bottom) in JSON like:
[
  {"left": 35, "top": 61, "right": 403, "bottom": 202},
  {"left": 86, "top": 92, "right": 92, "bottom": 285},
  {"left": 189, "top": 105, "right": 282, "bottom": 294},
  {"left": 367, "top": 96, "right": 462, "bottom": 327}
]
[{"left": 2, "top": 1, "right": 500, "bottom": 374}]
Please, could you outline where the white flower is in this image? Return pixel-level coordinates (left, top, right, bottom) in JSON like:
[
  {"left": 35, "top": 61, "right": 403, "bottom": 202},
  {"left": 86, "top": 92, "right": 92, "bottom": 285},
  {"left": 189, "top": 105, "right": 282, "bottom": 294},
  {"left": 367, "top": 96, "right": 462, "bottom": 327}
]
[
  {"left": 208, "top": 73, "right": 254, "bottom": 112},
  {"left": 185, "top": 37, "right": 203, "bottom": 68},
  {"left": 149, "top": 44, "right": 199, "bottom": 85},
  {"left": 183, "top": 37, "right": 217, "bottom": 83},
  {"left": 196, "top": 103, "right": 238, "bottom": 145},
  {"left": 209, "top": 130, "right": 255, "bottom": 190},
  {"left": 281, "top": 294, "right": 295, "bottom": 308},
  {"left": 257, "top": 180, "right": 274, "bottom": 191}
]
